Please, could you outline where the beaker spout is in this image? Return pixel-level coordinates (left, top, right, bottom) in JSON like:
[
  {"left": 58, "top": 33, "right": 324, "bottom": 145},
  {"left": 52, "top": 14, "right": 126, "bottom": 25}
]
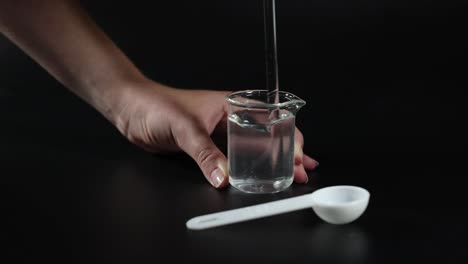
[{"left": 282, "top": 93, "right": 306, "bottom": 116}]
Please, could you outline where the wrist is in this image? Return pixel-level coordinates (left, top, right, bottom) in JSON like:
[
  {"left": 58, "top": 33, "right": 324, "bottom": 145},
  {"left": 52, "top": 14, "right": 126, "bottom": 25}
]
[
  {"left": 83, "top": 73, "right": 149, "bottom": 129},
  {"left": 100, "top": 76, "right": 172, "bottom": 137}
]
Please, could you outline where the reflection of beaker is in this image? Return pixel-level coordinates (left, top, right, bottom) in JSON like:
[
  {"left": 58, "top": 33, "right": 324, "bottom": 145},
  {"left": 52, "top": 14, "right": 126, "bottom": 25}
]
[{"left": 225, "top": 90, "right": 305, "bottom": 194}]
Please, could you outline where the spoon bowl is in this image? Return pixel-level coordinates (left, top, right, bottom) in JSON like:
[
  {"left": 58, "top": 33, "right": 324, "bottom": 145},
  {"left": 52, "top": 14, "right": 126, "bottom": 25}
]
[{"left": 310, "top": 185, "right": 370, "bottom": 224}]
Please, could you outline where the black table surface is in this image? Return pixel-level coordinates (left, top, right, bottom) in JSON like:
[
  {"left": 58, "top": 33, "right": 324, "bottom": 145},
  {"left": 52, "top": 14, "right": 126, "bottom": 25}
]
[{"left": 1, "top": 1, "right": 467, "bottom": 263}]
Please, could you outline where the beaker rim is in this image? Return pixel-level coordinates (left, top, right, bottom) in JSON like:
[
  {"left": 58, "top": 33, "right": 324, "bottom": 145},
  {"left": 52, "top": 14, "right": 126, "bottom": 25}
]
[{"left": 225, "top": 90, "right": 306, "bottom": 109}]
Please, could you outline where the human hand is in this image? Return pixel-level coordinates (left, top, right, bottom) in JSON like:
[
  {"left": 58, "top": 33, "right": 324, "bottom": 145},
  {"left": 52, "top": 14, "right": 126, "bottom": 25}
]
[
  {"left": 0, "top": 0, "right": 318, "bottom": 188},
  {"left": 114, "top": 80, "right": 319, "bottom": 188}
]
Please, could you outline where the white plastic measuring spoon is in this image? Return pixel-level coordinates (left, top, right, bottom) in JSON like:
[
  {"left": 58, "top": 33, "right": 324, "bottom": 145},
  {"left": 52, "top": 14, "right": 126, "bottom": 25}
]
[{"left": 186, "top": 185, "right": 370, "bottom": 230}]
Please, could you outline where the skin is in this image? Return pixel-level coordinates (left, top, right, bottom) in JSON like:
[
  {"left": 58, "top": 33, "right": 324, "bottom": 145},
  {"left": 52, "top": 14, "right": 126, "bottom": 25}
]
[{"left": 0, "top": 0, "right": 318, "bottom": 188}]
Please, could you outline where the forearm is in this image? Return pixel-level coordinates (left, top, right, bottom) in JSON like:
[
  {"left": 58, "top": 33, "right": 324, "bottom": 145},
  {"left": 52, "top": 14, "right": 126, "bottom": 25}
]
[{"left": 0, "top": 0, "right": 146, "bottom": 122}]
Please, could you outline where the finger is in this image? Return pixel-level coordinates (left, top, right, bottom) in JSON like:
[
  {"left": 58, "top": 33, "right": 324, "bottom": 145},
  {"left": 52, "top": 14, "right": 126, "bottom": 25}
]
[
  {"left": 294, "top": 164, "right": 308, "bottom": 184},
  {"left": 294, "top": 128, "right": 305, "bottom": 165},
  {"left": 295, "top": 127, "right": 304, "bottom": 148},
  {"left": 294, "top": 142, "right": 304, "bottom": 165},
  {"left": 303, "top": 154, "right": 319, "bottom": 170},
  {"left": 177, "top": 123, "right": 229, "bottom": 189},
  {"left": 294, "top": 127, "right": 319, "bottom": 169}
]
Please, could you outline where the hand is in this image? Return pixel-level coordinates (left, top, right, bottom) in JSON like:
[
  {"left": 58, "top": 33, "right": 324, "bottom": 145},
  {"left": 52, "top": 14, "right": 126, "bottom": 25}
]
[
  {"left": 113, "top": 80, "right": 319, "bottom": 188},
  {"left": 0, "top": 1, "right": 318, "bottom": 188}
]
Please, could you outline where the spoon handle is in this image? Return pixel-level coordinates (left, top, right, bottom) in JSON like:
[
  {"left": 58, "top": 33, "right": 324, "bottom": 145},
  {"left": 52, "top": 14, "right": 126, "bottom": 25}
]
[{"left": 186, "top": 193, "right": 314, "bottom": 230}]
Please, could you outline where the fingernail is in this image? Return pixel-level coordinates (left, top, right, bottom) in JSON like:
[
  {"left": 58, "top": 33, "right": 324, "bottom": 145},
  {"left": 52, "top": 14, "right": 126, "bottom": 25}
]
[
  {"left": 294, "top": 143, "right": 303, "bottom": 156},
  {"left": 315, "top": 161, "right": 320, "bottom": 167},
  {"left": 210, "top": 165, "right": 226, "bottom": 188}
]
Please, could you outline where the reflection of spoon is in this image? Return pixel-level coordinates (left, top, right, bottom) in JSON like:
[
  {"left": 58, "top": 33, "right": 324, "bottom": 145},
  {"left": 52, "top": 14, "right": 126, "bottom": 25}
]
[{"left": 186, "top": 186, "right": 370, "bottom": 230}]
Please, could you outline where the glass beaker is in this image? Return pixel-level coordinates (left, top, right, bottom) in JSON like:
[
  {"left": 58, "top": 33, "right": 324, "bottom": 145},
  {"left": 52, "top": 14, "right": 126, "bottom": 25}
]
[{"left": 225, "top": 90, "right": 306, "bottom": 194}]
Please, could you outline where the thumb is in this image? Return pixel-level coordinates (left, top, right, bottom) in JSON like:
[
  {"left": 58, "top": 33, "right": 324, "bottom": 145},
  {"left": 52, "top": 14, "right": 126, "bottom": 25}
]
[{"left": 178, "top": 124, "right": 229, "bottom": 188}]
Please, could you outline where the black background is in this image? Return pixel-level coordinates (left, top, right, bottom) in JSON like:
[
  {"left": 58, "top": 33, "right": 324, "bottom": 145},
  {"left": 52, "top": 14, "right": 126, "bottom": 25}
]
[
  {"left": 1, "top": 0, "right": 467, "bottom": 263},
  {"left": 2, "top": 0, "right": 466, "bottom": 155}
]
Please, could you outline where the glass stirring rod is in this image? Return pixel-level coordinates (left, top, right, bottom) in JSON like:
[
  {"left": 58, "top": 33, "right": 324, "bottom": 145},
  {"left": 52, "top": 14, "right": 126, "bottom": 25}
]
[
  {"left": 264, "top": 0, "right": 283, "bottom": 173},
  {"left": 264, "top": 0, "right": 280, "bottom": 105}
]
